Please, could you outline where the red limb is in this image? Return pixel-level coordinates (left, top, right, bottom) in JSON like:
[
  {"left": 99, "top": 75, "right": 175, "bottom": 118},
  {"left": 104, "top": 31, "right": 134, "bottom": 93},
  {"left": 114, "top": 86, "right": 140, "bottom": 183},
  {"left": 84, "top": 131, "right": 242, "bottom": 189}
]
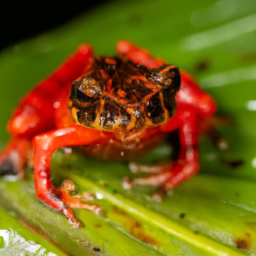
[
  {"left": 8, "top": 44, "right": 93, "bottom": 138},
  {"left": 163, "top": 109, "right": 200, "bottom": 189},
  {"left": 175, "top": 71, "right": 217, "bottom": 117},
  {"left": 123, "top": 109, "right": 200, "bottom": 191},
  {"left": 1, "top": 45, "right": 93, "bottom": 176},
  {"left": 33, "top": 125, "right": 111, "bottom": 227},
  {"left": 120, "top": 41, "right": 216, "bottom": 193},
  {"left": 117, "top": 40, "right": 165, "bottom": 69}
]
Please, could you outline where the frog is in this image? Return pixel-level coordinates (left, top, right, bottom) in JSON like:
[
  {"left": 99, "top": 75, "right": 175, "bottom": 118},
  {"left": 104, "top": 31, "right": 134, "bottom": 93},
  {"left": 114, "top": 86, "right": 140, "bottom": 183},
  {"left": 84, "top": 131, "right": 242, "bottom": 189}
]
[{"left": 0, "top": 41, "right": 216, "bottom": 228}]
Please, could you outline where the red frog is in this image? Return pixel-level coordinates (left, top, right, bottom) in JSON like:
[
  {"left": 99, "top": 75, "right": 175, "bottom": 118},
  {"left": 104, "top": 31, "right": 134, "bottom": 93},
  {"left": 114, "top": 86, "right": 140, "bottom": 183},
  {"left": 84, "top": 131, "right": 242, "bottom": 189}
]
[{"left": 0, "top": 41, "right": 216, "bottom": 227}]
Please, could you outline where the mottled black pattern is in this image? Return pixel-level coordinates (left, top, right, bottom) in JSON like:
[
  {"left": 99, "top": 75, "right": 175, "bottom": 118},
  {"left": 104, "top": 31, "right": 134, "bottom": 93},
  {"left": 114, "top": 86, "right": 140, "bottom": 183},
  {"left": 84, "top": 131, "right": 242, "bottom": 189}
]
[
  {"left": 133, "top": 108, "right": 146, "bottom": 129},
  {"left": 148, "top": 65, "right": 180, "bottom": 117},
  {"left": 76, "top": 89, "right": 91, "bottom": 102},
  {"left": 69, "top": 56, "right": 181, "bottom": 131},
  {"left": 147, "top": 65, "right": 180, "bottom": 89},
  {"left": 77, "top": 106, "right": 97, "bottom": 127},
  {"left": 146, "top": 92, "right": 165, "bottom": 124},
  {"left": 100, "top": 97, "right": 119, "bottom": 129},
  {"left": 119, "top": 108, "right": 131, "bottom": 129}
]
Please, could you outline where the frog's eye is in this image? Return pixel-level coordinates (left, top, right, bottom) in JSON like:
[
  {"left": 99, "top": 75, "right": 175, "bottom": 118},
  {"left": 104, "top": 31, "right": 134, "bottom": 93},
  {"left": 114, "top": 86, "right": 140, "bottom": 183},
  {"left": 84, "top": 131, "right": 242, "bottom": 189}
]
[
  {"left": 145, "top": 92, "right": 165, "bottom": 124},
  {"left": 160, "top": 66, "right": 180, "bottom": 117},
  {"left": 70, "top": 76, "right": 101, "bottom": 105},
  {"left": 147, "top": 65, "right": 180, "bottom": 118},
  {"left": 76, "top": 89, "right": 92, "bottom": 102},
  {"left": 149, "top": 65, "right": 180, "bottom": 91}
]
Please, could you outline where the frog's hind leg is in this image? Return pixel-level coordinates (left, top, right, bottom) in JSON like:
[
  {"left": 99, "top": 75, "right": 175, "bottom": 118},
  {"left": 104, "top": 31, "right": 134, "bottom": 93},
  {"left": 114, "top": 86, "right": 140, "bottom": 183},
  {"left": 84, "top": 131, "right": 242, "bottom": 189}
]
[
  {"left": 123, "top": 110, "right": 201, "bottom": 198},
  {"left": 0, "top": 138, "right": 32, "bottom": 177},
  {"left": 117, "top": 41, "right": 165, "bottom": 69}
]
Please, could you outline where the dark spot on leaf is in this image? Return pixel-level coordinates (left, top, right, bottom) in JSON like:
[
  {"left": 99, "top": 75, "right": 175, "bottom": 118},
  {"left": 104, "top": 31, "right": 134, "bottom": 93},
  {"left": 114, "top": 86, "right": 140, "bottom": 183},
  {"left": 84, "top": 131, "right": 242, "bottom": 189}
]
[
  {"left": 234, "top": 239, "right": 249, "bottom": 251},
  {"left": 103, "top": 182, "right": 109, "bottom": 188},
  {"left": 228, "top": 159, "right": 244, "bottom": 168},
  {"left": 180, "top": 213, "right": 186, "bottom": 219},
  {"left": 195, "top": 60, "right": 210, "bottom": 72},
  {"left": 194, "top": 231, "right": 199, "bottom": 235},
  {"left": 235, "top": 192, "right": 240, "bottom": 197},
  {"left": 128, "top": 220, "right": 160, "bottom": 247},
  {"left": 222, "top": 158, "right": 244, "bottom": 168},
  {"left": 128, "top": 14, "right": 142, "bottom": 26},
  {"left": 237, "top": 52, "right": 256, "bottom": 62},
  {"left": 112, "top": 206, "right": 128, "bottom": 216},
  {"left": 94, "top": 223, "right": 102, "bottom": 228},
  {"left": 234, "top": 233, "right": 251, "bottom": 251},
  {"left": 108, "top": 188, "right": 117, "bottom": 194},
  {"left": 79, "top": 239, "right": 101, "bottom": 254},
  {"left": 112, "top": 206, "right": 160, "bottom": 247}
]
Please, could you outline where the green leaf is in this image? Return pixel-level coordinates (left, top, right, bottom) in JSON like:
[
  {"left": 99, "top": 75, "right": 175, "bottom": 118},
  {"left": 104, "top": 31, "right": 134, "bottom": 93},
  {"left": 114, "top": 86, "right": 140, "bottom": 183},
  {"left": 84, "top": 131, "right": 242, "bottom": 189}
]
[
  {"left": 0, "top": 206, "right": 65, "bottom": 255},
  {"left": 1, "top": 0, "right": 256, "bottom": 255}
]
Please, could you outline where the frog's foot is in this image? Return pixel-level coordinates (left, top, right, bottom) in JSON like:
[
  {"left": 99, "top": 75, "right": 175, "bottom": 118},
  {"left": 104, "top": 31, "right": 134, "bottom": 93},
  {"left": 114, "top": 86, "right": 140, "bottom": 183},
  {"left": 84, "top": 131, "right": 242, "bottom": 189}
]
[
  {"left": 39, "top": 180, "right": 102, "bottom": 228},
  {"left": 0, "top": 138, "right": 32, "bottom": 178},
  {"left": 123, "top": 160, "right": 199, "bottom": 199},
  {"left": 128, "top": 162, "right": 172, "bottom": 174},
  {"left": 123, "top": 169, "right": 172, "bottom": 190}
]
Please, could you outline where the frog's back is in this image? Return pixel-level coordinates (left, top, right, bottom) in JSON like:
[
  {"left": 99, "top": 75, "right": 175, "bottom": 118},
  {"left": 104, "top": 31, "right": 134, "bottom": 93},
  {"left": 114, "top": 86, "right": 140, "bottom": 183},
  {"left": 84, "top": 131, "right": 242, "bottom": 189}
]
[{"left": 69, "top": 56, "right": 180, "bottom": 133}]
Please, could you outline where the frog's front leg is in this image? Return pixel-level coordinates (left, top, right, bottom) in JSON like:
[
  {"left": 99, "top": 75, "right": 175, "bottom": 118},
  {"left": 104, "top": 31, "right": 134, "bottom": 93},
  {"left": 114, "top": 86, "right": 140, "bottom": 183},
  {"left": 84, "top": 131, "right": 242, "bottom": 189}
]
[
  {"left": 8, "top": 44, "right": 93, "bottom": 138},
  {"left": 123, "top": 110, "right": 200, "bottom": 193},
  {"left": 0, "top": 45, "right": 93, "bottom": 177},
  {"left": 33, "top": 125, "right": 109, "bottom": 228}
]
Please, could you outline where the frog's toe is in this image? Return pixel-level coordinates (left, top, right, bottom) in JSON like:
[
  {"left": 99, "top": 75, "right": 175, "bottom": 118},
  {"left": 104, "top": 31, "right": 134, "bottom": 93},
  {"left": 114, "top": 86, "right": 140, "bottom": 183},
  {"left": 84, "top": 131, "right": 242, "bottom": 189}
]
[
  {"left": 128, "top": 161, "right": 172, "bottom": 174},
  {"left": 123, "top": 160, "right": 199, "bottom": 195},
  {"left": 152, "top": 189, "right": 168, "bottom": 202},
  {"left": 122, "top": 177, "right": 133, "bottom": 190},
  {"left": 59, "top": 180, "right": 102, "bottom": 210},
  {"left": 123, "top": 170, "right": 172, "bottom": 190},
  {"left": 128, "top": 162, "right": 139, "bottom": 173},
  {"left": 40, "top": 180, "right": 102, "bottom": 228},
  {"left": 163, "top": 160, "right": 200, "bottom": 189}
]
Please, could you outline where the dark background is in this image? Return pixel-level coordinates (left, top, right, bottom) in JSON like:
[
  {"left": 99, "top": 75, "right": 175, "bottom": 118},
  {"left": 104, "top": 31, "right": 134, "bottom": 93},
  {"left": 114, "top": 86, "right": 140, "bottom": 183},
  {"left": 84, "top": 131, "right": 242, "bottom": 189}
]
[{"left": 0, "top": 0, "right": 110, "bottom": 52}]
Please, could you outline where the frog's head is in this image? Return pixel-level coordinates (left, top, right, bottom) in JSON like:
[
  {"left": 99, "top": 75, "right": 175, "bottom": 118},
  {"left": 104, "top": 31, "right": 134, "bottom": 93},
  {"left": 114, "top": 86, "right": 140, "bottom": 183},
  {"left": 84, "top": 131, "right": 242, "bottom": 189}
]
[{"left": 69, "top": 56, "right": 180, "bottom": 131}]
